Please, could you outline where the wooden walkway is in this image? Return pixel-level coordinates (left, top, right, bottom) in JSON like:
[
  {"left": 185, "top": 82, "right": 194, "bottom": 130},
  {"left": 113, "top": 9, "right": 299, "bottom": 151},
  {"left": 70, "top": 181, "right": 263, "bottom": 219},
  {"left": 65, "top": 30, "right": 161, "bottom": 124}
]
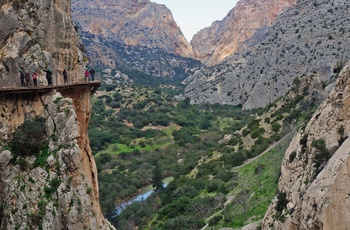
[{"left": 0, "top": 81, "right": 101, "bottom": 96}]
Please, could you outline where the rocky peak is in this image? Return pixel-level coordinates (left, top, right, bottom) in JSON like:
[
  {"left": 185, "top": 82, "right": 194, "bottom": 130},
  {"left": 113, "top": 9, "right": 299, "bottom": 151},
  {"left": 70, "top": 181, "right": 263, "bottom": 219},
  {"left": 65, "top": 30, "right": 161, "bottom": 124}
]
[
  {"left": 191, "top": 0, "right": 297, "bottom": 65},
  {"left": 184, "top": 0, "right": 350, "bottom": 109},
  {"left": 72, "top": 0, "right": 193, "bottom": 58}
]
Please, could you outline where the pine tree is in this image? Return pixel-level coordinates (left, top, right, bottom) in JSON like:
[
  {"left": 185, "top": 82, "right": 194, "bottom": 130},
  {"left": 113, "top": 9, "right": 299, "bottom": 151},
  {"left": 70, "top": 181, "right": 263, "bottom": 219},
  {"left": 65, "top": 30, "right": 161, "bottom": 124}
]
[{"left": 152, "top": 161, "right": 163, "bottom": 192}]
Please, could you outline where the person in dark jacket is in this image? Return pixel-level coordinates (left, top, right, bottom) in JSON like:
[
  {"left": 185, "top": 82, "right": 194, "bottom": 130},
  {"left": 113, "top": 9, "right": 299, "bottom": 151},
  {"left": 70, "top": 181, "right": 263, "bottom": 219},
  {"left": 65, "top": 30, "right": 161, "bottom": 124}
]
[
  {"left": 19, "top": 70, "right": 25, "bottom": 86},
  {"left": 43, "top": 68, "right": 53, "bottom": 86},
  {"left": 89, "top": 68, "right": 95, "bottom": 81},
  {"left": 62, "top": 69, "right": 68, "bottom": 84},
  {"left": 25, "top": 72, "right": 31, "bottom": 86}
]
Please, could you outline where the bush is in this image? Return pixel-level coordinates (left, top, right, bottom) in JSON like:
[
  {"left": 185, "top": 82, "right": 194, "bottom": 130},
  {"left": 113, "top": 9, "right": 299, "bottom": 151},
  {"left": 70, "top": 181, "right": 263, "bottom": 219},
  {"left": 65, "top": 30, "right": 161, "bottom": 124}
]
[
  {"left": 312, "top": 139, "right": 331, "bottom": 171},
  {"left": 271, "top": 121, "right": 281, "bottom": 132},
  {"left": 275, "top": 191, "right": 288, "bottom": 214},
  {"left": 10, "top": 117, "right": 47, "bottom": 158}
]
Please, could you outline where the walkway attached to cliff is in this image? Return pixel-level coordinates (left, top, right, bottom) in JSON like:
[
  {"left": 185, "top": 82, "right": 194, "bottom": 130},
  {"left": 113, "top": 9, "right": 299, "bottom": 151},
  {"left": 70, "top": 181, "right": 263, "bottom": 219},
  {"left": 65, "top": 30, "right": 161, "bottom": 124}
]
[{"left": 0, "top": 81, "right": 101, "bottom": 96}]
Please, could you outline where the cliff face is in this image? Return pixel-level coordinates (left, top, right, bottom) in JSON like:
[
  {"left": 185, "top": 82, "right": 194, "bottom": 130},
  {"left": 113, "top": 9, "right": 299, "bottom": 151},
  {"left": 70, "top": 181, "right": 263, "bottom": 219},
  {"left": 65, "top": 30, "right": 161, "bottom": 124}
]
[
  {"left": 262, "top": 62, "right": 350, "bottom": 229},
  {"left": 71, "top": 0, "right": 193, "bottom": 58},
  {"left": 0, "top": 1, "right": 113, "bottom": 229},
  {"left": 184, "top": 0, "right": 350, "bottom": 109},
  {"left": 191, "top": 0, "right": 296, "bottom": 65},
  {"left": 0, "top": 89, "right": 114, "bottom": 229},
  {"left": 0, "top": 0, "right": 86, "bottom": 87}
]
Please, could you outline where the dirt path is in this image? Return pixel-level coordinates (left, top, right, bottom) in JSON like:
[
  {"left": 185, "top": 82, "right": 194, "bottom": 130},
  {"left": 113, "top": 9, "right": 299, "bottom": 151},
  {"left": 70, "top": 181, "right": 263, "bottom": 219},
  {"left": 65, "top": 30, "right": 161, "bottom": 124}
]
[{"left": 232, "top": 129, "right": 295, "bottom": 172}]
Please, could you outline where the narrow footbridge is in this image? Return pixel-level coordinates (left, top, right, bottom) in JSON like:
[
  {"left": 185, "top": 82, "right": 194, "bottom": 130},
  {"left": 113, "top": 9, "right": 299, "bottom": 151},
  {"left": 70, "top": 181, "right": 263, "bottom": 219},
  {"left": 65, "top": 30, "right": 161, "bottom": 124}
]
[
  {"left": 0, "top": 81, "right": 101, "bottom": 96},
  {"left": 0, "top": 71, "right": 102, "bottom": 98}
]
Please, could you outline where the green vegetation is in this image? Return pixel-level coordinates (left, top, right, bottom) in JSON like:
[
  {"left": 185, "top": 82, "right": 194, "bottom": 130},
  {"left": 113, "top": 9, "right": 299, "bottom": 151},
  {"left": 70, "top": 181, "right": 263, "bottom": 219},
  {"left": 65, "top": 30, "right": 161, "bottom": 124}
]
[
  {"left": 9, "top": 117, "right": 47, "bottom": 158},
  {"left": 221, "top": 136, "right": 291, "bottom": 227},
  {"left": 90, "top": 73, "right": 324, "bottom": 229}
]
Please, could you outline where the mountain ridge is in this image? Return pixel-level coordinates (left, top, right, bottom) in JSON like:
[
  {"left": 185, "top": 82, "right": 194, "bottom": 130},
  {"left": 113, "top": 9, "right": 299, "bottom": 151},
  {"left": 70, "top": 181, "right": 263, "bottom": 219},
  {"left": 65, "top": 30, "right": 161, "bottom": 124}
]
[
  {"left": 184, "top": 0, "right": 350, "bottom": 110},
  {"left": 191, "top": 0, "right": 297, "bottom": 65}
]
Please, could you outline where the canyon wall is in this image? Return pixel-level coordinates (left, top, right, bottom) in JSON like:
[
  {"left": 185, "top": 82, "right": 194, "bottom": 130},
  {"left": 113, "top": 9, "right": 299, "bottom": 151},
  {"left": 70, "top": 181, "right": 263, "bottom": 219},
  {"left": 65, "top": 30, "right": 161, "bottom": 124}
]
[
  {"left": 184, "top": 0, "right": 350, "bottom": 109},
  {"left": 191, "top": 0, "right": 296, "bottom": 65},
  {"left": 262, "top": 61, "right": 350, "bottom": 230},
  {"left": 0, "top": 1, "right": 114, "bottom": 229}
]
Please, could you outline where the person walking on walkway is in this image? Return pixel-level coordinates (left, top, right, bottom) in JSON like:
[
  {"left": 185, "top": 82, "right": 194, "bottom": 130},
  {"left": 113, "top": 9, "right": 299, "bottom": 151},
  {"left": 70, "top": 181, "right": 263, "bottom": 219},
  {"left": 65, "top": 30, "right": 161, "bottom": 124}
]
[
  {"left": 19, "top": 70, "right": 25, "bottom": 87},
  {"left": 32, "top": 72, "right": 38, "bottom": 87},
  {"left": 25, "top": 72, "right": 31, "bottom": 86},
  {"left": 84, "top": 69, "right": 90, "bottom": 82},
  {"left": 62, "top": 68, "right": 68, "bottom": 84},
  {"left": 89, "top": 68, "right": 95, "bottom": 81},
  {"left": 43, "top": 68, "right": 53, "bottom": 86}
]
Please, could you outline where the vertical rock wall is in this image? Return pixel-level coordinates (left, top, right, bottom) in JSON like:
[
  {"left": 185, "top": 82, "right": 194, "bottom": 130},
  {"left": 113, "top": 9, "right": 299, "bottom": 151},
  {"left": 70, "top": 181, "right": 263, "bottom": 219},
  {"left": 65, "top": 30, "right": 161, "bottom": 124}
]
[
  {"left": 262, "top": 62, "right": 350, "bottom": 229},
  {"left": 0, "top": 0, "right": 114, "bottom": 229},
  {"left": 0, "top": 0, "right": 85, "bottom": 87},
  {"left": 0, "top": 89, "right": 114, "bottom": 229}
]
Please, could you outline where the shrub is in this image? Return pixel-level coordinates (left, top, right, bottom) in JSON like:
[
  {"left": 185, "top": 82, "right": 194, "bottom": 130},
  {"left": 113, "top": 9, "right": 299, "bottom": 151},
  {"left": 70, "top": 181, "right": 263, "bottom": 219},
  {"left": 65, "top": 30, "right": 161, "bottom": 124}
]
[
  {"left": 312, "top": 139, "right": 331, "bottom": 171},
  {"left": 10, "top": 117, "right": 47, "bottom": 158},
  {"left": 275, "top": 191, "right": 288, "bottom": 215},
  {"left": 271, "top": 121, "right": 281, "bottom": 132}
]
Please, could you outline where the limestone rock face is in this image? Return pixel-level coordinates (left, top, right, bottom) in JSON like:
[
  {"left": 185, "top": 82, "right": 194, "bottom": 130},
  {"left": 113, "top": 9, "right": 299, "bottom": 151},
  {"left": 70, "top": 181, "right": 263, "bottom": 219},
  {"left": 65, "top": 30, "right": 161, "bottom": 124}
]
[
  {"left": 71, "top": 0, "right": 193, "bottom": 58},
  {"left": 184, "top": 0, "right": 350, "bottom": 109},
  {"left": 191, "top": 0, "right": 296, "bottom": 65},
  {"left": 0, "top": 1, "right": 86, "bottom": 87},
  {"left": 0, "top": 90, "right": 114, "bottom": 229},
  {"left": 262, "top": 62, "right": 350, "bottom": 229},
  {"left": 0, "top": 1, "right": 113, "bottom": 229}
]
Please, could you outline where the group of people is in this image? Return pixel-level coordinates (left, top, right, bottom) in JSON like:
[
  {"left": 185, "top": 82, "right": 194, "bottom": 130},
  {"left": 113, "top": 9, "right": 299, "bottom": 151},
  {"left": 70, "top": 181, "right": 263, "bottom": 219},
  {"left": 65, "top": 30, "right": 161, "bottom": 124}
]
[
  {"left": 19, "top": 67, "right": 96, "bottom": 87},
  {"left": 19, "top": 70, "right": 38, "bottom": 87},
  {"left": 19, "top": 68, "right": 54, "bottom": 87},
  {"left": 84, "top": 68, "right": 95, "bottom": 82}
]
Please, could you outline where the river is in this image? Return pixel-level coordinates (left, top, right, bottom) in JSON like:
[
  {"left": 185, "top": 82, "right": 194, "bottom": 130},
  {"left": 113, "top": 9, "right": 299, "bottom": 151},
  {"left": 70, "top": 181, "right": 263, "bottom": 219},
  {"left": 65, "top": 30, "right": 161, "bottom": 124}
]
[{"left": 114, "top": 177, "right": 173, "bottom": 215}]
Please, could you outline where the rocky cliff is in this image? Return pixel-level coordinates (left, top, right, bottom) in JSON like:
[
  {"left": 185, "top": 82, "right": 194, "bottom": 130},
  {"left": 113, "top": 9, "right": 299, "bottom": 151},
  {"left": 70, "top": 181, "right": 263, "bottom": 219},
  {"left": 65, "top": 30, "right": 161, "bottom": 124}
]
[
  {"left": 0, "top": 0, "right": 86, "bottom": 86},
  {"left": 71, "top": 0, "right": 193, "bottom": 58},
  {"left": 0, "top": 1, "right": 113, "bottom": 229},
  {"left": 191, "top": 0, "right": 296, "bottom": 65},
  {"left": 184, "top": 0, "right": 350, "bottom": 109},
  {"left": 71, "top": 0, "right": 201, "bottom": 79},
  {"left": 262, "top": 61, "right": 350, "bottom": 229}
]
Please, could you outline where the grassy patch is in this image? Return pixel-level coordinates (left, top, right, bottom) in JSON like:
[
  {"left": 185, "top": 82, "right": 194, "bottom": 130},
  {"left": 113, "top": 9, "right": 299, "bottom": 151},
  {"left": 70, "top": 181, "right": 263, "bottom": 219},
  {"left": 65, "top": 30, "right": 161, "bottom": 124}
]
[{"left": 222, "top": 133, "right": 293, "bottom": 228}]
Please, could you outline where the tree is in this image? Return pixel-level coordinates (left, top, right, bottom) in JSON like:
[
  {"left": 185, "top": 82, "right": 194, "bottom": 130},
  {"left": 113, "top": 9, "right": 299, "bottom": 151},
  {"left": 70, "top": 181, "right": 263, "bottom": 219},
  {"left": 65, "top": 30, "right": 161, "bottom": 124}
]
[{"left": 152, "top": 161, "right": 163, "bottom": 192}]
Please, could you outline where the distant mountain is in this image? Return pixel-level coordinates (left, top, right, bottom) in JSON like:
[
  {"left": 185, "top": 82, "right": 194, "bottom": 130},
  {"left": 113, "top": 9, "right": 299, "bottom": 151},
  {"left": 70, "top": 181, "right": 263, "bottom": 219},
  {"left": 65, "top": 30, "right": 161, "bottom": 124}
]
[
  {"left": 72, "top": 0, "right": 201, "bottom": 80},
  {"left": 78, "top": 30, "right": 201, "bottom": 81},
  {"left": 191, "top": 0, "right": 297, "bottom": 65},
  {"left": 184, "top": 0, "right": 350, "bottom": 109}
]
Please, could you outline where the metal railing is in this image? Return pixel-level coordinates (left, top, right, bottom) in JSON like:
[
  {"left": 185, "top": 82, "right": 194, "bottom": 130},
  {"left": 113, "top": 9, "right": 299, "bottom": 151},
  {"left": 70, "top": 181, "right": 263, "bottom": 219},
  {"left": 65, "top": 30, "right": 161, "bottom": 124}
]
[{"left": 3, "top": 71, "right": 101, "bottom": 90}]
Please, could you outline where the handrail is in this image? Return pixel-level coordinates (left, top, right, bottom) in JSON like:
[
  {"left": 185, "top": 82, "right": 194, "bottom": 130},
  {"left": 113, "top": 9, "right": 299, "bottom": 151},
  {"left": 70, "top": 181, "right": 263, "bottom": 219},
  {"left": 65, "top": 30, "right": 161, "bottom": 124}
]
[{"left": 2, "top": 70, "right": 102, "bottom": 95}]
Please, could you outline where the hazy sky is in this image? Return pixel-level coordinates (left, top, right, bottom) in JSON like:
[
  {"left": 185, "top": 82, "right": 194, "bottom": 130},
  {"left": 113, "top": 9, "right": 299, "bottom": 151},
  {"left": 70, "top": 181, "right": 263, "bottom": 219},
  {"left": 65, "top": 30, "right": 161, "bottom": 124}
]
[{"left": 151, "top": 0, "right": 239, "bottom": 41}]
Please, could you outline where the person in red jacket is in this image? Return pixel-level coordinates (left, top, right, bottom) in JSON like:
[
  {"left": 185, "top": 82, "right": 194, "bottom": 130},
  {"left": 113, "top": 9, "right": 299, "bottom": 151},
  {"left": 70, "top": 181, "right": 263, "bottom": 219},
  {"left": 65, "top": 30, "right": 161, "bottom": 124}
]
[{"left": 84, "top": 69, "right": 90, "bottom": 82}]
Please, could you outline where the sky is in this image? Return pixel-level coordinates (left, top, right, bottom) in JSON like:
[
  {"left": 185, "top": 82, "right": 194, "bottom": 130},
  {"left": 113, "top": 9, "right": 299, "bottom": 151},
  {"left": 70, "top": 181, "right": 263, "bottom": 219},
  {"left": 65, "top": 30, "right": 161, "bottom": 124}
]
[{"left": 151, "top": 0, "right": 239, "bottom": 41}]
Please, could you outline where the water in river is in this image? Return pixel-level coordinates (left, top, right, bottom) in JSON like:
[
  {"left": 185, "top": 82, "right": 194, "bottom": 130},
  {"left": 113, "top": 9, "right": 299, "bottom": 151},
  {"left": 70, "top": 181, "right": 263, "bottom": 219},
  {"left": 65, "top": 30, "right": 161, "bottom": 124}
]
[{"left": 115, "top": 177, "right": 173, "bottom": 215}]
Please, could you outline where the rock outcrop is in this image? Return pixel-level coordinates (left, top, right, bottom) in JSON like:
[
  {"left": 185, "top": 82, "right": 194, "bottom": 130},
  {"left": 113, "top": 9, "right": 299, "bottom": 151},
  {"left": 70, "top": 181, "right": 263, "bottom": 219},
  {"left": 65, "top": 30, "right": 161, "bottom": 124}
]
[
  {"left": 191, "top": 0, "right": 296, "bottom": 65},
  {"left": 184, "top": 0, "right": 350, "bottom": 109},
  {"left": 0, "top": 0, "right": 86, "bottom": 87},
  {"left": 0, "top": 89, "right": 114, "bottom": 229},
  {"left": 0, "top": 1, "right": 114, "bottom": 229},
  {"left": 71, "top": 0, "right": 193, "bottom": 58},
  {"left": 262, "top": 61, "right": 350, "bottom": 229}
]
